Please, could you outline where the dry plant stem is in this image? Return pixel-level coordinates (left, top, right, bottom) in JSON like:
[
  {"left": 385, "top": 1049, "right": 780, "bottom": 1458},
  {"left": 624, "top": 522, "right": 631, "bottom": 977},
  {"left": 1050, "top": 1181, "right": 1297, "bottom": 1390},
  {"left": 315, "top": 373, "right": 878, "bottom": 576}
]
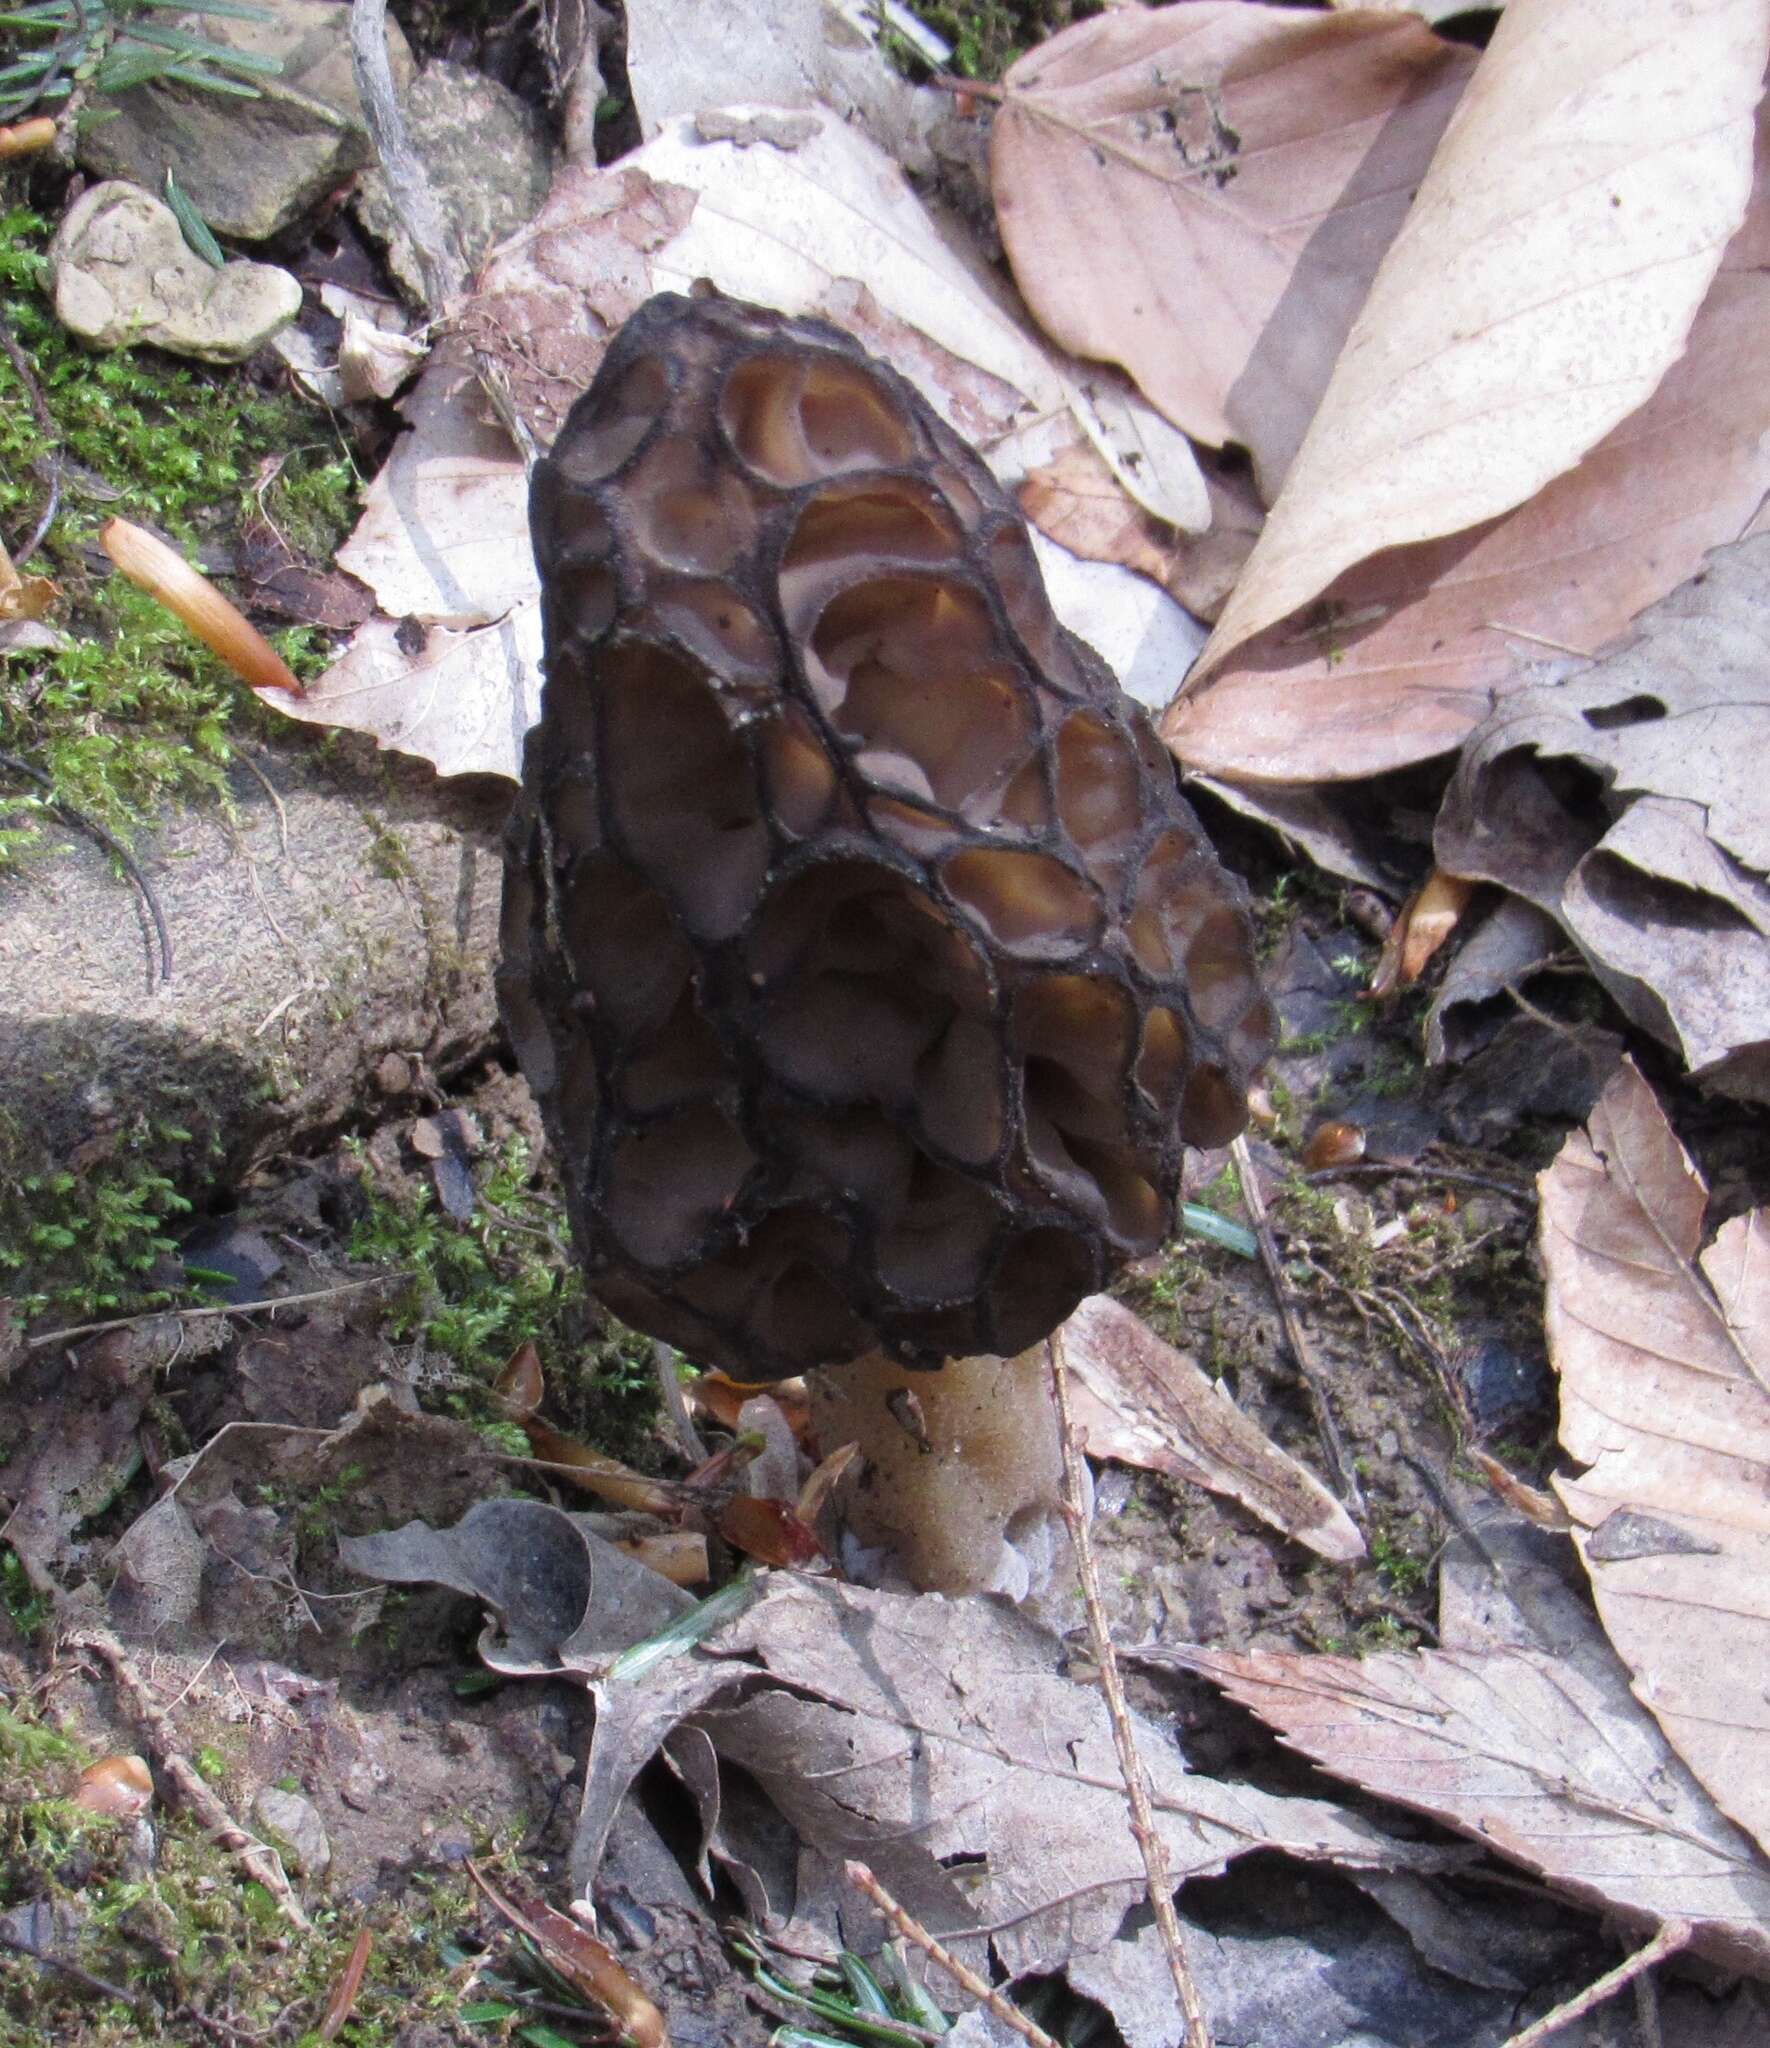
[
  {"left": 1500, "top": 1921, "right": 1690, "bottom": 2048},
  {"left": 0, "top": 312, "right": 60, "bottom": 563},
  {"left": 22, "top": 1273, "right": 409, "bottom": 1351},
  {"left": 349, "top": 0, "right": 466, "bottom": 311},
  {"left": 0, "top": 1925, "right": 143, "bottom": 2007},
  {"left": 1049, "top": 1327, "right": 1214, "bottom": 2048},
  {"left": 63, "top": 1628, "right": 311, "bottom": 1931},
  {"left": 844, "top": 1861, "right": 1063, "bottom": 2048},
  {"left": 1231, "top": 1133, "right": 1365, "bottom": 1515}
]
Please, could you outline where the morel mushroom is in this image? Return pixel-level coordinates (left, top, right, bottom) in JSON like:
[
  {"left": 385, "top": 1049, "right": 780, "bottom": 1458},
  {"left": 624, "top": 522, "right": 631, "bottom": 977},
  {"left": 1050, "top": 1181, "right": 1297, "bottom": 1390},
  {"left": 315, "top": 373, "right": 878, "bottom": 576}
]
[{"left": 500, "top": 292, "right": 1273, "bottom": 1386}]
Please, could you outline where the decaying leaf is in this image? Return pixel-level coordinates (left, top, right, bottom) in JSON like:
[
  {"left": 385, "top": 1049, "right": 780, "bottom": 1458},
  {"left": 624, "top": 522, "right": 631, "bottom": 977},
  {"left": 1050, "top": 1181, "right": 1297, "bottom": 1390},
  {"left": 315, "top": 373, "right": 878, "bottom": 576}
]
[
  {"left": 1059, "top": 1296, "right": 1364, "bottom": 1563},
  {"left": 272, "top": 111, "right": 1206, "bottom": 778},
  {"left": 695, "top": 1575, "right": 1444, "bottom": 1977},
  {"left": 1193, "top": 0, "right": 1769, "bottom": 677},
  {"left": 1173, "top": 1638, "right": 1770, "bottom": 1977},
  {"left": 623, "top": 0, "right": 940, "bottom": 174},
  {"left": 1539, "top": 1060, "right": 1770, "bottom": 1858},
  {"left": 992, "top": 5, "right": 1474, "bottom": 496},
  {"left": 1436, "top": 533, "right": 1770, "bottom": 1095},
  {"left": 1162, "top": 238, "right": 1770, "bottom": 784},
  {"left": 1019, "top": 438, "right": 1264, "bottom": 622}
]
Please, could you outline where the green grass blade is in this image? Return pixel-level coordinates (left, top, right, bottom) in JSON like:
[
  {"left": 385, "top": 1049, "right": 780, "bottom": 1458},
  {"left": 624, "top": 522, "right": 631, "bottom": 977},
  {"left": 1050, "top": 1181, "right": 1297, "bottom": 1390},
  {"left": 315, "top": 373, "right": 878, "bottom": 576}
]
[
  {"left": 162, "top": 168, "right": 225, "bottom": 269},
  {"left": 158, "top": 60, "right": 262, "bottom": 96},
  {"left": 114, "top": 22, "right": 281, "bottom": 72}
]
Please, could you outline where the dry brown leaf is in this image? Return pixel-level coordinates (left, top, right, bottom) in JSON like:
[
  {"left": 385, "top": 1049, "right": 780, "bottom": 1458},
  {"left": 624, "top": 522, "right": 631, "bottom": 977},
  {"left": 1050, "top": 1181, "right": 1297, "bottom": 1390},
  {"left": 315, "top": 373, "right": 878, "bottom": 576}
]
[
  {"left": 695, "top": 1575, "right": 1443, "bottom": 1979},
  {"left": 1435, "top": 532, "right": 1770, "bottom": 1095},
  {"left": 1539, "top": 1060, "right": 1770, "bottom": 1858},
  {"left": 1194, "top": 0, "right": 1769, "bottom": 679},
  {"left": 992, "top": 5, "right": 1473, "bottom": 496},
  {"left": 1163, "top": 235, "right": 1770, "bottom": 784},
  {"left": 1060, "top": 1296, "right": 1364, "bottom": 1562},
  {"left": 1020, "top": 439, "right": 1264, "bottom": 623},
  {"left": 272, "top": 113, "right": 1206, "bottom": 779},
  {"left": 1368, "top": 869, "right": 1475, "bottom": 997},
  {"left": 1175, "top": 1641, "right": 1770, "bottom": 1977}
]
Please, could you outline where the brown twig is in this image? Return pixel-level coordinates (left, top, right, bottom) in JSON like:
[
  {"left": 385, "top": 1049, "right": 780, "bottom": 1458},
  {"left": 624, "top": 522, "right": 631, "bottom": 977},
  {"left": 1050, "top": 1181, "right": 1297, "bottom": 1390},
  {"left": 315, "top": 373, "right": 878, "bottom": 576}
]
[
  {"left": 1232, "top": 1134, "right": 1365, "bottom": 1516},
  {"left": 1500, "top": 1920, "right": 1690, "bottom": 2048},
  {"left": 61, "top": 1628, "right": 311, "bottom": 1931},
  {"left": 22, "top": 1272, "right": 410, "bottom": 1351},
  {"left": 1049, "top": 1325, "right": 1214, "bottom": 2048},
  {"left": 0, "top": 1924, "right": 145, "bottom": 2008},
  {"left": 0, "top": 752, "right": 173, "bottom": 988},
  {"left": 844, "top": 1862, "right": 1062, "bottom": 2048},
  {"left": 0, "top": 310, "right": 61, "bottom": 564}
]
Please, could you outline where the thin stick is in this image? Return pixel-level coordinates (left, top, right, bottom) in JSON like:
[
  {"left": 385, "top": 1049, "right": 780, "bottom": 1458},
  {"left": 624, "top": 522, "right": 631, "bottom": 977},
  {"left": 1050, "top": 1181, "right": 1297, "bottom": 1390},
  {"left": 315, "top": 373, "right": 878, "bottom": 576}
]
[
  {"left": 0, "top": 310, "right": 61, "bottom": 564},
  {"left": 844, "top": 1861, "right": 1062, "bottom": 2048},
  {"left": 1232, "top": 1134, "right": 1364, "bottom": 1515},
  {"left": 349, "top": 0, "right": 466, "bottom": 312},
  {"left": 1500, "top": 1921, "right": 1689, "bottom": 2048},
  {"left": 0, "top": 752, "right": 173, "bottom": 987},
  {"left": 1049, "top": 1326, "right": 1214, "bottom": 2048},
  {"left": 62, "top": 1628, "right": 310, "bottom": 1931},
  {"left": 22, "top": 1272, "right": 409, "bottom": 1351},
  {"left": 0, "top": 1925, "right": 144, "bottom": 2007},
  {"left": 1303, "top": 1162, "right": 1533, "bottom": 1201}
]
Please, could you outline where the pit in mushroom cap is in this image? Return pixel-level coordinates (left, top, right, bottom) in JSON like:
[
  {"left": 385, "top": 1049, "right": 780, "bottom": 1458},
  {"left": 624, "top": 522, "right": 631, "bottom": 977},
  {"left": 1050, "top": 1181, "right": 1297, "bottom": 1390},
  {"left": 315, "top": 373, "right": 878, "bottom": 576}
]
[{"left": 499, "top": 291, "right": 1274, "bottom": 1382}]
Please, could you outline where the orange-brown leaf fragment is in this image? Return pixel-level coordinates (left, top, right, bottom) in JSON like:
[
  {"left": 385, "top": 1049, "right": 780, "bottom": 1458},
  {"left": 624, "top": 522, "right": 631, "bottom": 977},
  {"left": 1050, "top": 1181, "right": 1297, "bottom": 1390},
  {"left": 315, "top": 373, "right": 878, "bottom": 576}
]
[{"left": 993, "top": 5, "right": 1473, "bottom": 496}]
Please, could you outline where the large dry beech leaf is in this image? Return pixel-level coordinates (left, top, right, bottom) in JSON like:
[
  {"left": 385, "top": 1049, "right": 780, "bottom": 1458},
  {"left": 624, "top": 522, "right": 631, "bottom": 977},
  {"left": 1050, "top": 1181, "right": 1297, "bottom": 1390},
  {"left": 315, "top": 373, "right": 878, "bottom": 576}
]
[
  {"left": 1435, "top": 534, "right": 1770, "bottom": 1097},
  {"left": 1163, "top": 145, "right": 1770, "bottom": 786},
  {"left": 692, "top": 1575, "right": 1442, "bottom": 1978},
  {"left": 273, "top": 109, "right": 1207, "bottom": 777},
  {"left": 1173, "top": 1637, "right": 1770, "bottom": 1978},
  {"left": 993, "top": 5, "right": 1473, "bottom": 499},
  {"left": 1539, "top": 1060, "right": 1770, "bottom": 1860},
  {"left": 1061, "top": 1296, "right": 1364, "bottom": 1562},
  {"left": 1192, "top": 0, "right": 1770, "bottom": 681}
]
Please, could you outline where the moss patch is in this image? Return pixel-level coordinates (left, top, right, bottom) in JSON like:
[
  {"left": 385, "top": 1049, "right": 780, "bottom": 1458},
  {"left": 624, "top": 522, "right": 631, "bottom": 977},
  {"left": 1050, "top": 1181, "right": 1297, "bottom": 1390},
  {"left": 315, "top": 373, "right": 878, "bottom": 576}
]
[{"left": 0, "top": 206, "right": 352, "bottom": 863}]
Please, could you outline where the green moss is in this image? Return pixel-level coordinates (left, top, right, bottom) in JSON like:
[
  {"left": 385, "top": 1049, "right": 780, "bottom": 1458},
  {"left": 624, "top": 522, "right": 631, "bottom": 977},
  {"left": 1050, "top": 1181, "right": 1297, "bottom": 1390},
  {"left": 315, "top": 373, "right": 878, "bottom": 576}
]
[
  {"left": 346, "top": 1135, "right": 663, "bottom": 1464},
  {"left": 0, "top": 207, "right": 357, "bottom": 863},
  {"left": 0, "top": 1109, "right": 208, "bottom": 1321},
  {"left": 0, "top": 1698, "right": 493, "bottom": 2046}
]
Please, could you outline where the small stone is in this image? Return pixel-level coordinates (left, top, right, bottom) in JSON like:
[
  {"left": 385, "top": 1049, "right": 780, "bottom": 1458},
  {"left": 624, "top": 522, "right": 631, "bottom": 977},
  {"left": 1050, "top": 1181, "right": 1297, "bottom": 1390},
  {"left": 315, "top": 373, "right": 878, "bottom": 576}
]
[
  {"left": 353, "top": 62, "right": 552, "bottom": 302},
  {"left": 50, "top": 183, "right": 301, "bottom": 364},
  {"left": 78, "top": 0, "right": 416, "bottom": 241},
  {"left": 252, "top": 1787, "right": 331, "bottom": 1880}
]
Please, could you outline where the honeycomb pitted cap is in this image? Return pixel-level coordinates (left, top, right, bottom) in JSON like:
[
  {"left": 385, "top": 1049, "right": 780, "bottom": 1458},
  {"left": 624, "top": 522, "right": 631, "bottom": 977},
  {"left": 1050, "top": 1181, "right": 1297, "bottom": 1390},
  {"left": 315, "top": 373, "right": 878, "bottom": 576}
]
[{"left": 500, "top": 292, "right": 1274, "bottom": 1380}]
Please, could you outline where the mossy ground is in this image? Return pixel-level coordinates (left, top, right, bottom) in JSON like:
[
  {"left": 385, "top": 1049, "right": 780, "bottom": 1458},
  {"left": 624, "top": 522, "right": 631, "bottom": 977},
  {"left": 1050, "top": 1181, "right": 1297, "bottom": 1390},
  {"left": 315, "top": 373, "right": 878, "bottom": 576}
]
[
  {"left": 0, "top": 1700, "right": 519, "bottom": 2046},
  {"left": 0, "top": 205, "right": 354, "bottom": 865}
]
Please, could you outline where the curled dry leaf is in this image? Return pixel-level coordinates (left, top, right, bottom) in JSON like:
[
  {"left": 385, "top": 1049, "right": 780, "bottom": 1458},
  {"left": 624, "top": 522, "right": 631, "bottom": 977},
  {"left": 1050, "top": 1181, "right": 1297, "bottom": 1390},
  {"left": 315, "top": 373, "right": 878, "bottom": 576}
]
[
  {"left": 992, "top": 5, "right": 1473, "bottom": 497},
  {"left": 1540, "top": 1059, "right": 1770, "bottom": 1858},
  {"left": 1434, "top": 532, "right": 1770, "bottom": 1095},
  {"left": 1193, "top": 0, "right": 1769, "bottom": 681},
  {"left": 468, "top": 1861, "right": 669, "bottom": 2048},
  {"left": 1368, "top": 869, "right": 1476, "bottom": 998},
  {"left": 1059, "top": 1296, "right": 1365, "bottom": 1563}
]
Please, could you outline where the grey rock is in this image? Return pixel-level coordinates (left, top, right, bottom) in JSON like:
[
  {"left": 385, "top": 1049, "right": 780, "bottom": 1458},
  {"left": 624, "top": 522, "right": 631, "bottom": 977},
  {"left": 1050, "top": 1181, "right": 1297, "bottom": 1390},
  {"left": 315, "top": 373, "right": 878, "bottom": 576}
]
[
  {"left": 253, "top": 1786, "right": 331, "bottom": 1878},
  {"left": 78, "top": 0, "right": 416, "bottom": 241},
  {"left": 354, "top": 62, "right": 553, "bottom": 302},
  {"left": 50, "top": 182, "right": 301, "bottom": 362}
]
